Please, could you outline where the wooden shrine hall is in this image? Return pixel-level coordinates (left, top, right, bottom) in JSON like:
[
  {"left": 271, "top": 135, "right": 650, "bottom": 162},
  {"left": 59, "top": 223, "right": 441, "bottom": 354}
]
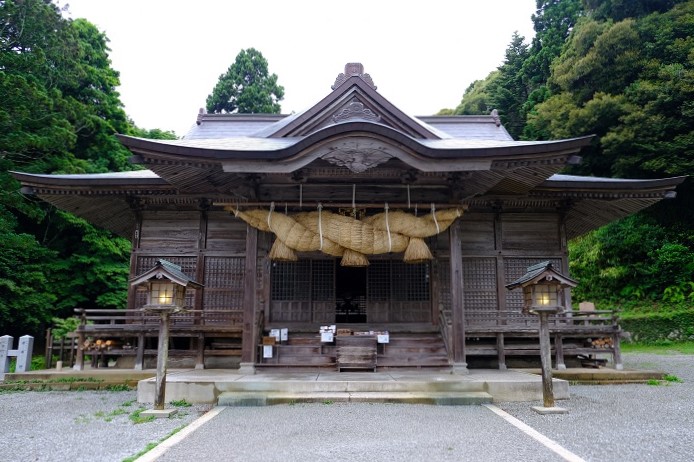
[{"left": 13, "top": 63, "right": 685, "bottom": 373}]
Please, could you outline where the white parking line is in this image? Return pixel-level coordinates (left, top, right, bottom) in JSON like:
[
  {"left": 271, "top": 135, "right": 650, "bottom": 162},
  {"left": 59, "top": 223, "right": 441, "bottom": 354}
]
[
  {"left": 135, "top": 406, "right": 228, "bottom": 462},
  {"left": 483, "top": 404, "right": 586, "bottom": 462}
]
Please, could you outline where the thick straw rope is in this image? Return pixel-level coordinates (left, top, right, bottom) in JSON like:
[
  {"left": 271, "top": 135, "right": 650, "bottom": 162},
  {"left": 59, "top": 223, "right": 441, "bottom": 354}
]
[{"left": 226, "top": 206, "right": 464, "bottom": 265}]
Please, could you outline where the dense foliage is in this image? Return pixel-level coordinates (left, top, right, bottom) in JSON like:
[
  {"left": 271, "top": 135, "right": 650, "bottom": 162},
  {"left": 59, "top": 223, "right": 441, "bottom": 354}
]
[
  {"left": 451, "top": 0, "right": 693, "bottom": 308},
  {"left": 206, "top": 48, "right": 284, "bottom": 114},
  {"left": 0, "top": 0, "right": 173, "bottom": 336}
]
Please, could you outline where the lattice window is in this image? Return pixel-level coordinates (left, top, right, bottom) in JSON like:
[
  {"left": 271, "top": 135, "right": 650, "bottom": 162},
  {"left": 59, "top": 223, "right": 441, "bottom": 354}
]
[
  {"left": 203, "top": 257, "right": 245, "bottom": 311},
  {"left": 392, "top": 262, "right": 430, "bottom": 302},
  {"left": 367, "top": 261, "right": 390, "bottom": 302},
  {"left": 462, "top": 257, "right": 498, "bottom": 318},
  {"left": 271, "top": 260, "right": 310, "bottom": 301},
  {"left": 311, "top": 260, "right": 335, "bottom": 301}
]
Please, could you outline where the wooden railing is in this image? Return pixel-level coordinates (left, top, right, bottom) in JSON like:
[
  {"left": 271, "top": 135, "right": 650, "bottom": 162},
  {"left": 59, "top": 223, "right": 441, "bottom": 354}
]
[
  {"left": 465, "top": 309, "right": 620, "bottom": 333},
  {"left": 72, "top": 308, "right": 244, "bottom": 370}
]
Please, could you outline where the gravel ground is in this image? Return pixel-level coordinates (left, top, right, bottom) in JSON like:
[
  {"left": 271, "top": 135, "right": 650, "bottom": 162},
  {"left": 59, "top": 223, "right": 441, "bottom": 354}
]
[
  {"left": 0, "top": 353, "right": 690, "bottom": 462},
  {"left": 0, "top": 390, "right": 211, "bottom": 462},
  {"left": 498, "top": 353, "right": 694, "bottom": 462}
]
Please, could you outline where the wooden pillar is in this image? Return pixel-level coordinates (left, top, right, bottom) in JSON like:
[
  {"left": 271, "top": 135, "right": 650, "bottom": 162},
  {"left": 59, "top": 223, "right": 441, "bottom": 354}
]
[
  {"left": 240, "top": 225, "right": 258, "bottom": 373},
  {"left": 134, "top": 333, "right": 145, "bottom": 371},
  {"left": 555, "top": 333, "right": 566, "bottom": 370},
  {"left": 195, "top": 333, "right": 205, "bottom": 370},
  {"left": 74, "top": 331, "right": 85, "bottom": 371},
  {"left": 538, "top": 312, "right": 555, "bottom": 407},
  {"left": 153, "top": 311, "right": 171, "bottom": 411},
  {"left": 448, "top": 220, "right": 468, "bottom": 373},
  {"left": 496, "top": 333, "right": 507, "bottom": 370},
  {"left": 613, "top": 332, "right": 623, "bottom": 371}
]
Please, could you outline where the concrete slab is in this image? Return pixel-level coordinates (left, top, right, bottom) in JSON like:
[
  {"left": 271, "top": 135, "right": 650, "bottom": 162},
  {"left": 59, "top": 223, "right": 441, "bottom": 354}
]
[
  {"left": 136, "top": 369, "right": 567, "bottom": 404},
  {"left": 140, "top": 408, "right": 178, "bottom": 418},
  {"left": 531, "top": 406, "right": 569, "bottom": 415}
]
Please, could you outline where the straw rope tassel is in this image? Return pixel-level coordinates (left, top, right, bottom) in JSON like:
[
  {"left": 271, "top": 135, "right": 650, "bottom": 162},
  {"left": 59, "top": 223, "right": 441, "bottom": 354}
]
[{"left": 318, "top": 203, "right": 324, "bottom": 251}]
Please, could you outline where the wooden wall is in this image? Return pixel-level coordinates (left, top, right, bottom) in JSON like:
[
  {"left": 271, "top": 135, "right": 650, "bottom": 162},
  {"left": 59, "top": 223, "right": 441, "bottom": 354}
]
[
  {"left": 128, "top": 208, "right": 249, "bottom": 322},
  {"left": 446, "top": 210, "right": 569, "bottom": 326},
  {"left": 127, "top": 207, "right": 569, "bottom": 329}
]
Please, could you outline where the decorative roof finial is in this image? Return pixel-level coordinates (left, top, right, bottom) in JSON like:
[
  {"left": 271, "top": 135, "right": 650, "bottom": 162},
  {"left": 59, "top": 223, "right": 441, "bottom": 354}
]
[{"left": 332, "top": 63, "right": 377, "bottom": 90}]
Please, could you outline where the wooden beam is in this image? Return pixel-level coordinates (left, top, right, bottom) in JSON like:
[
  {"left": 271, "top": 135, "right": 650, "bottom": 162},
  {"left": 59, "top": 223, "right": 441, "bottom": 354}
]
[
  {"left": 240, "top": 225, "right": 258, "bottom": 366},
  {"left": 448, "top": 220, "right": 468, "bottom": 372}
]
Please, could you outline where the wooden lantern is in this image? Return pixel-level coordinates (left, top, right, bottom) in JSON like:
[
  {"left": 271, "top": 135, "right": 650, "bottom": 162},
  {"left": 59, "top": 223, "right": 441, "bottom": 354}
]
[
  {"left": 129, "top": 259, "right": 202, "bottom": 413},
  {"left": 506, "top": 261, "right": 577, "bottom": 314}
]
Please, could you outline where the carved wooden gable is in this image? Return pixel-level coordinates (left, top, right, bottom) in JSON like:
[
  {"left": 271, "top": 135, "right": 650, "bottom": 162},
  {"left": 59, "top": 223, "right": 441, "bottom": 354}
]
[{"left": 267, "top": 64, "right": 440, "bottom": 140}]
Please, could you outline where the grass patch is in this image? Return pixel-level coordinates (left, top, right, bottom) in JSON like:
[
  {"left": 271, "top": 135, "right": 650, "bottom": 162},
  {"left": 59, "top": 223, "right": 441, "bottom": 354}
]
[
  {"left": 646, "top": 379, "right": 661, "bottom": 386},
  {"left": 129, "top": 408, "right": 156, "bottom": 425},
  {"left": 322, "top": 400, "right": 334, "bottom": 405},
  {"left": 663, "top": 374, "right": 683, "bottom": 383},
  {"left": 122, "top": 425, "right": 187, "bottom": 462},
  {"left": 121, "top": 399, "right": 137, "bottom": 407},
  {"left": 104, "top": 408, "right": 127, "bottom": 422},
  {"left": 622, "top": 341, "right": 694, "bottom": 355},
  {"left": 169, "top": 398, "right": 192, "bottom": 407},
  {"left": 105, "top": 384, "right": 131, "bottom": 392}
]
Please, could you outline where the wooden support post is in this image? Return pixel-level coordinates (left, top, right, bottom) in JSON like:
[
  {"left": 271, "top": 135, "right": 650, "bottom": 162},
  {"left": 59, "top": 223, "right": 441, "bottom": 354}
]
[
  {"left": 134, "top": 333, "right": 145, "bottom": 371},
  {"left": 538, "top": 312, "right": 555, "bottom": 407},
  {"left": 45, "top": 329, "right": 53, "bottom": 369},
  {"left": 496, "top": 333, "right": 507, "bottom": 370},
  {"left": 448, "top": 220, "right": 468, "bottom": 373},
  {"left": 153, "top": 311, "right": 171, "bottom": 411},
  {"left": 74, "top": 331, "right": 85, "bottom": 371},
  {"left": 195, "top": 334, "right": 205, "bottom": 370},
  {"left": 240, "top": 225, "right": 258, "bottom": 373},
  {"left": 555, "top": 333, "right": 566, "bottom": 370},
  {"left": 613, "top": 332, "right": 623, "bottom": 371}
]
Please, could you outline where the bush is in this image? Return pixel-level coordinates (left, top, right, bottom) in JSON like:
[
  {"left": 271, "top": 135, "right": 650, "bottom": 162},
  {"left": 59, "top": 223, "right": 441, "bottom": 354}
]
[{"left": 621, "top": 310, "right": 694, "bottom": 342}]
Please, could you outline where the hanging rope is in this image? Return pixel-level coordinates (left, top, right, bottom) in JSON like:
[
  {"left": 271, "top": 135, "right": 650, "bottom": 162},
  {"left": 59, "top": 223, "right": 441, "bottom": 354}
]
[
  {"left": 407, "top": 185, "right": 411, "bottom": 209},
  {"left": 267, "top": 202, "right": 275, "bottom": 229},
  {"left": 299, "top": 184, "right": 303, "bottom": 209},
  {"left": 352, "top": 184, "right": 356, "bottom": 216},
  {"left": 385, "top": 203, "right": 392, "bottom": 252},
  {"left": 317, "top": 202, "right": 324, "bottom": 251},
  {"left": 431, "top": 203, "right": 440, "bottom": 234}
]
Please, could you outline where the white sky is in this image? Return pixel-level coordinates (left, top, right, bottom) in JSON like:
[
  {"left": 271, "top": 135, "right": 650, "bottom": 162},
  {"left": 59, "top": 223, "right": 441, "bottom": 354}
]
[{"left": 61, "top": 0, "right": 536, "bottom": 137}]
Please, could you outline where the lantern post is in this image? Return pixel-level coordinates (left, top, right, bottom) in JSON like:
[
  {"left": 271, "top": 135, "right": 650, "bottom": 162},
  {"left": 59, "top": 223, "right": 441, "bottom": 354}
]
[
  {"left": 506, "top": 261, "right": 577, "bottom": 415},
  {"left": 130, "top": 259, "right": 202, "bottom": 417}
]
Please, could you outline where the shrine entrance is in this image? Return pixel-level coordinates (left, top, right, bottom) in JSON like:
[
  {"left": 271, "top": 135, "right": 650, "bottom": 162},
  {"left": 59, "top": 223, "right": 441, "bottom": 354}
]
[
  {"left": 335, "top": 265, "right": 367, "bottom": 323},
  {"left": 268, "top": 259, "right": 433, "bottom": 325}
]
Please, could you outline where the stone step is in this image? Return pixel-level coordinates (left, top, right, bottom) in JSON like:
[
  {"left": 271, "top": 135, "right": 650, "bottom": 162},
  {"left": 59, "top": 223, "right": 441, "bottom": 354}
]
[
  {"left": 217, "top": 379, "right": 486, "bottom": 394},
  {"left": 217, "top": 391, "right": 493, "bottom": 406}
]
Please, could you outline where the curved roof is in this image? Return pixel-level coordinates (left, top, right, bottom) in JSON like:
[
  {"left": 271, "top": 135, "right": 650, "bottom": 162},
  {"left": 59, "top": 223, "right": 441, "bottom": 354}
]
[{"left": 10, "top": 63, "right": 686, "bottom": 240}]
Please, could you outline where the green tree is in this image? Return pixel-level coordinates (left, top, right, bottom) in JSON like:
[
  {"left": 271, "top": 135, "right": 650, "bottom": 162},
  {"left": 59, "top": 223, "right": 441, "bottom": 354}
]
[
  {"left": 485, "top": 32, "right": 531, "bottom": 138},
  {"left": 454, "top": 71, "right": 500, "bottom": 115},
  {"left": 583, "top": 0, "right": 682, "bottom": 21},
  {"left": 206, "top": 48, "right": 284, "bottom": 114},
  {"left": 0, "top": 0, "right": 160, "bottom": 336}
]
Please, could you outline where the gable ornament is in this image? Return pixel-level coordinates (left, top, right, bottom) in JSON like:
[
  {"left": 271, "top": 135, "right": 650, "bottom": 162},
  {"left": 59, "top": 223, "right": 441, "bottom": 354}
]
[
  {"left": 332, "top": 62, "right": 377, "bottom": 90},
  {"left": 332, "top": 99, "right": 381, "bottom": 124}
]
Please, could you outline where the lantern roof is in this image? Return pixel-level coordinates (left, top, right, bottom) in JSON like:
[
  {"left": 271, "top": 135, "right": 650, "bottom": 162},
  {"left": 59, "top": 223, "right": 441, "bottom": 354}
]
[
  {"left": 505, "top": 261, "right": 577, "bottom": 290},
  {"left": 129, "top": 259, "right": 203, "bottom": 289}
]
